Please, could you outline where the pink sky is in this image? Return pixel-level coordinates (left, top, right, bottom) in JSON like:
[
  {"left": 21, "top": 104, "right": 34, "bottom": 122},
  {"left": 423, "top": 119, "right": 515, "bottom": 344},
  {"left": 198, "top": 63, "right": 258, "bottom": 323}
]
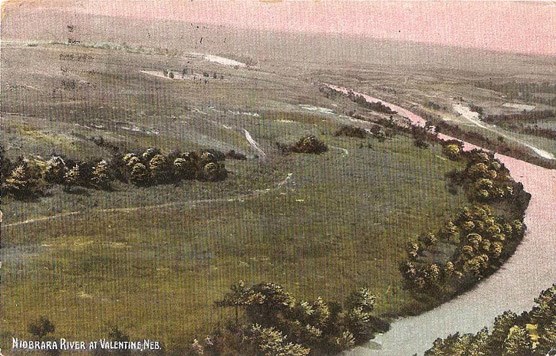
[{"left": 4, "top": 0, "right": 556, "bottom": 56}]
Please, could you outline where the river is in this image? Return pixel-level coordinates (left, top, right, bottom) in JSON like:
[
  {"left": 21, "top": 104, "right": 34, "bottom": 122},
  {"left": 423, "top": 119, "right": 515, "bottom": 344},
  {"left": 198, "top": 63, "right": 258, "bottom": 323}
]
[{"left": 326, "top": 85, "right": 556, "bottom": 356}]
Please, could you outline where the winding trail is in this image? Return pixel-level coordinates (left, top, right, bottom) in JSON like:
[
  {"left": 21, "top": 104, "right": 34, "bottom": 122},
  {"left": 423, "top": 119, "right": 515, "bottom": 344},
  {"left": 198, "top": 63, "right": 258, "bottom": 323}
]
[
  {"left": 2, "top": 173, "right": 292, "bottom": 229},
  {"left": 330, "top": 145, "right": 349, "bottom": 156},
  {"left": 326, "top": 85, "right": 556, "bottom": 356},
  {"left": 243, "top": 129, "right": 267, "bottom": 160}
]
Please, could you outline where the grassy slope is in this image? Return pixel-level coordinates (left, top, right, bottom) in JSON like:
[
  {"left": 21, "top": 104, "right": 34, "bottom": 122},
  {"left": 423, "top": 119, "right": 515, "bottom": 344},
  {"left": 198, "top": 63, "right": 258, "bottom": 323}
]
[{"left": 1, "top": 135, "right": 464, "bottom": 350}]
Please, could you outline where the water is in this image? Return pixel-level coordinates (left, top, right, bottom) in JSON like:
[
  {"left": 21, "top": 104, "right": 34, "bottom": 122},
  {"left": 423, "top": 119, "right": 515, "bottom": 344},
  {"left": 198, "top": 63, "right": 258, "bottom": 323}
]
[{"left": 328, "top": 85, "right": 556, "bottom": 355}]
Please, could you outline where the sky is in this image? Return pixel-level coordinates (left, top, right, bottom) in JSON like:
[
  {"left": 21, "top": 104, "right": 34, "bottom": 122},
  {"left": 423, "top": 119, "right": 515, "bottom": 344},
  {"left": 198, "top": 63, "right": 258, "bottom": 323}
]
[{"left": 2, "top": 0, "right": 556, "bottom": 56}]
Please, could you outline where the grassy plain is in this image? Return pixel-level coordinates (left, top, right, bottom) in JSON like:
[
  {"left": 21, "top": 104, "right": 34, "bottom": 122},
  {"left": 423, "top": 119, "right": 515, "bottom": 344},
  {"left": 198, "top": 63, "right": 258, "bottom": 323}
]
[{"left": 1, "top": 6, "right": 554, "bottom": 352}]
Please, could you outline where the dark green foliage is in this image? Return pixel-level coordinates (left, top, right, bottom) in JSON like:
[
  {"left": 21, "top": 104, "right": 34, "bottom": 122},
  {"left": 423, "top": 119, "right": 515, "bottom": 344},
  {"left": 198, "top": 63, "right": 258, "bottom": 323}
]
[
  {"left": 346, "top": 91, "right": 397, "bottom": 114},
  {"left": 334, "top": 125, "right": 368, "bottom": 139},
  {"left": 225, "top": 150, "right": 247, "bottom": 160},
  {"left": 441, "top": 140, "right": 464, "bottom": 161},
  {"left": 44, "top": 156, "right": 68, "bottom": 184},
  {"left": 401, "top": 150, "right": 530, "bottom": 300},
  {"left": 3, "top": 160, "right": 45, "bottom": 199},
  {"left": 92, "top": 325, "right": 132, "bottom": 356},
  {"left": 288, "top": 135, "right": 328, "bottom": 154},
  {"left": 196, "top": 282, "right": 389, "bottom": 355},
  {"left": 28, "top": 316, "right": 55, "bottom": 339},
  {"left": 425, "top": 285, "right": 556, "bottom": 356}
]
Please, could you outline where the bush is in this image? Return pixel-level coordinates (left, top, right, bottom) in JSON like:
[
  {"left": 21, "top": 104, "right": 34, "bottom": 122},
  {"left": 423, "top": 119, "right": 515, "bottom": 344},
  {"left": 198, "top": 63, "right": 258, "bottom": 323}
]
[
  {"left": 425, "top": 285, "right": 556, "bottom": 356},
  {"left": 199, "top": 281, "right": 389, "bottom": 355},
  {"left": 44, "top": 156, "right": 67, "bottom": 184},
  {"left": 91, "top": 160, "right": 112, "bottom": 190},
  {"left": 129, "top": 163, "right": 150, "bottom": 186},
  {"left": 442, "top": 141, "right": 464, "bottom": 160},
  {"left": 4, "top": 160, "right": 45, "bottom": 199},
  {"left": 28, "top": 316, "right": 55, "bottom": 339},
  {"left": 288, "top": 135, "right": 328, "bottom": 154},
  {"left": 334, "top": 125, "right": 368, "bottom": 139}
]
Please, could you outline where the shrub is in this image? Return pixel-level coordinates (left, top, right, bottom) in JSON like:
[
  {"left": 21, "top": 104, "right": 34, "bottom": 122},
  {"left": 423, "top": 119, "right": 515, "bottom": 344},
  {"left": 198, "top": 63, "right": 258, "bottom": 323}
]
[
  {"left": 63, "top": 165, "right": 81, "bottom": 192},
  {"left": 28, "top": 316, "right": 55, "bottom": 339},
  {"left": 289, "top": 135, "right": 328, "bottom": 154},
  {"left": 129, "top": 163, "right": 150, "bottom": 186},
  {"left": 44, "top": 156, "right": 68, "bottom": 184},
  {"left": 91, "top": 160, "right": 112, "bottom": 190},
  {"left": 425, "top": 285, "right": 556, "bottom": 355},
  {"left": 334, "top": 125, "right": 368, "bottom": 139},
  {"left": 4, "top": 161, "right": 45, "bottom": 199},
  {"left": 442, "top": 142, "right": 463, "bottom": 161}
]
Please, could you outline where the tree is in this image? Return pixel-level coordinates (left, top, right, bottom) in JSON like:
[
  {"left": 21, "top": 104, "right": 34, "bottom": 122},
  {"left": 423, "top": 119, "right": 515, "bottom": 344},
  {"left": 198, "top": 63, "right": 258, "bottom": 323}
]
[
  {"left": 44, "top": 156, "right": 67, "bottom": 184},
  {"left": 28, "top": 316, "right": 55, "bottom": 339},
  {"left": 216, "top": 280, "right": 255, "bottom": 324},
  {"left": 142, "top": 147, "right": 161, "bottom": 163},
  {"left": 173, "top": 157, "right": 196, "bottom": 180},
  {"left": 245, "top": 283, "right": 295, "bottom": 325},
  {"left": 344, "top": 306, "right": 373, "bottom": 343},
  {"left": 201, "top": 162, "right": 227, "bottom": 182},
  {"left": 63, "top": 164, "right": 80, "bottom": 192},
  {"left": 91, "top": 160, "right": 112, "bottom": 189},
  {"left": 4, "top": 161, "right": 44, "bottom": 199},
  {"left": 442, "top": 143, "right": 463, "bottom": 160},
  {"left": 248, "top": 324, "right": 310, "bottom": 356},
  {"left": 149, "top": 154, "right": 171, "bottom": 183},
  {"left": 129, "top": 163, "right": 150, "bottom": 186},
  {"left": 345, "top": 288, "right": 375, "bottom": 314},
  {"left": 503, "top": 326, "right": 533, "bottom": 355}
]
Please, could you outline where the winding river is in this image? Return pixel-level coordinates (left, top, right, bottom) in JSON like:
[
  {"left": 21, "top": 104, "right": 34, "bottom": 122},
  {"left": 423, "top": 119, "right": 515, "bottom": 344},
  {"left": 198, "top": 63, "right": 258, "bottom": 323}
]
[{"left": 327, "top": 85, "right": 556, "bottom": 356}]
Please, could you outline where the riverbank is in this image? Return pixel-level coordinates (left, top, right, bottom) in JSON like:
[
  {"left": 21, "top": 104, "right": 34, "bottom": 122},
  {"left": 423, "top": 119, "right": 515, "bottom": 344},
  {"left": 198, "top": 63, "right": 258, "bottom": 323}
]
[{"left": 329, "top": 85, "right": 556, "bottom": 356}]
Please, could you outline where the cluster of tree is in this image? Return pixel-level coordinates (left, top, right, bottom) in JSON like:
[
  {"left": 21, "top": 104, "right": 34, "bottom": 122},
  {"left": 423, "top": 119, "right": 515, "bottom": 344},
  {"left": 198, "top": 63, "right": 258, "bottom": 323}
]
[
  {"left": 433, "top": 121, "right": 556, "bottom": 169},
  {"left": 346, "top": 91, "right": 397, "bottom": 115},
  {"left": 425, "top": 284, "right": 556, "bottom": 355},
  {"left": 483, "top": 110, "right": 555, "bottom": 125},
  {"left": 446, "top": 149, "right": 530, "bottom": 207},
  {"left": 401, "top": 204, "right": 526, "bottom": 299},
  {"left": 334, "top": 125, "right": 368, "bottom": 139},
  {"left": 318, "top": 85, "right": 343, "bottom": 100},
  {"left": 518, "top": 125, "right": 556, "bottom": 140},
  {"left": 0, "top": 145, "right": 229, "bottom": 200},
  {"left": 480, "top": 112, "right": 556, "bottom": 141},
  {"left": 1, "top": 154, "right": 112, "bottom": 200},
  {"left": 279, "top": 135, "right": 328, "bottom": 154},
  {"left": 189, "top": 282, "right": 389, "bottom": 355},
  {"left": 400, "top": 150, "right": 530, "bottom": 301},
  {"left": 111, "top": 147, "right": 228, "bottom": 186},
  {"left": 476, "top": 81, "right": 556, "bottom": 106}
]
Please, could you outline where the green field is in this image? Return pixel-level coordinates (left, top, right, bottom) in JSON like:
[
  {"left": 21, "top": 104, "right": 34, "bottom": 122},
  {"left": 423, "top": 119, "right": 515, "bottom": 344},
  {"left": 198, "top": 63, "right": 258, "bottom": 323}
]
[
  {"left": 2, "top": 133, "right": 465, "bottom": 350},
  {"left": 2, "top": 9, "right": 553, "bottom": 352}
]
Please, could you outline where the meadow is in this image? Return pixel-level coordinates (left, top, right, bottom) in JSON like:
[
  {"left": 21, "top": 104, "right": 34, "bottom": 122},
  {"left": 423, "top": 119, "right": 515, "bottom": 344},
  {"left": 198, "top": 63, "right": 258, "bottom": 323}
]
[{"left": 1, "top": 11, "right": 554, "bottom": 352}]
